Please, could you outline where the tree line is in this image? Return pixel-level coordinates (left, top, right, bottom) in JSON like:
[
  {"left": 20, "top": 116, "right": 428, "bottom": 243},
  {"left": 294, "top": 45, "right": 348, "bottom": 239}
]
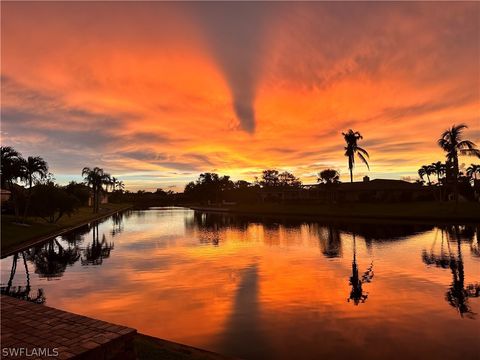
[
  {"left": 2, "top": 123, "right": 479, "bottom": 212},
  {"left": 183, "top": 124, "right": 479, "bottom": 202},
  {"left": 0, "top": 146, "right": 125, "bottom": 223}
]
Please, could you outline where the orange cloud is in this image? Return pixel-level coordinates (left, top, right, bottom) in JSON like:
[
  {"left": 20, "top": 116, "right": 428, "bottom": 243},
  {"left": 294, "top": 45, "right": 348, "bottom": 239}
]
[{"left": 1, "top": 2, "right": 479, "bottom": 190}]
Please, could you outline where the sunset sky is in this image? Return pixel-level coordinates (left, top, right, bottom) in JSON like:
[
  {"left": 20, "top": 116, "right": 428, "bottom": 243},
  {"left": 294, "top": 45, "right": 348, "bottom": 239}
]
[{"left": 1, "top": 2, "right": 479, "bottom": 191}]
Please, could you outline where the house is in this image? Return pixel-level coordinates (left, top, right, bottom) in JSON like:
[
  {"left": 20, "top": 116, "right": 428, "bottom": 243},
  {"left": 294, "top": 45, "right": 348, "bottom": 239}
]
[
  {"left": 88, "top": 191, "right": 109, "bottom": 207},
  {"left": 1, "top": 189, "right": 12, "bottom": 203},
  {"left": 260, "top": 178, "right": 430, "bottom": 203}
]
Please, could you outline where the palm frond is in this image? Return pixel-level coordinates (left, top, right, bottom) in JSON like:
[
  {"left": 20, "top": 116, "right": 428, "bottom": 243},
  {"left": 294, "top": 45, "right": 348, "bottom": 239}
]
[
  {"left": 356, "top": 147, "right": 369, "bottom": 158},
  {"left": 357, "top": 152, "right": 370, "bottom": 170},
  {"left": 459, "top": 148, "right": 480, "bottom": 158},
  {"left": 457, "top": 140, "right": 477, "bottom": 150}
]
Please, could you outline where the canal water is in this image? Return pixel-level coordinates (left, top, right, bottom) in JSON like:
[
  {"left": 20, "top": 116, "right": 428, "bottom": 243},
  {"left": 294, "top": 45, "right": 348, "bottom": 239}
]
[{"left": 1, "top": 207, "right": 479, "bottom": 359}]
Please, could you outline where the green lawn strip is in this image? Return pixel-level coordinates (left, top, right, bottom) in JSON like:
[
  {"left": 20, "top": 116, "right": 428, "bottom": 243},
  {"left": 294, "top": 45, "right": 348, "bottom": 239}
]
[
  {"left": 212, "top": 202, "right": 480, "bottom": 221},
  {"left": 134, "top": 333, "right": 230, "bottom": 360},
  {"left": 1, "top": 203, "right": 132, "bottom": 256}
]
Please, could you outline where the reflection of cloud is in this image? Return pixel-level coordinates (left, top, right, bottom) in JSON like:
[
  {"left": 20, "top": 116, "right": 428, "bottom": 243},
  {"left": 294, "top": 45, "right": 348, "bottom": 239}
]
[{"left": 216, "top": 263, "right": 272, "bottom": 358}]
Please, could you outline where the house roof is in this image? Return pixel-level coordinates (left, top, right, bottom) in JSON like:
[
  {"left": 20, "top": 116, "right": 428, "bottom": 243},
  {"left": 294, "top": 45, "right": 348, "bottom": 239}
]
[{"left": 336, "top": 179, "right": 423, "bottom": 191}]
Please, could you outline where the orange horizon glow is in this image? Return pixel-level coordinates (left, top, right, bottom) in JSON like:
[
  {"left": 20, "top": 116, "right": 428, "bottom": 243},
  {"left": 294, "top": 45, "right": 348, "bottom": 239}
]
[{"left": 1, "top": 2, "right": 479, "bottom": 191}]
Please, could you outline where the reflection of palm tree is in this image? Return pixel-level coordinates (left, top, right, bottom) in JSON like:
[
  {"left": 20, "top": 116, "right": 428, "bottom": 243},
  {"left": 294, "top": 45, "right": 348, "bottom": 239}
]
[
  {"left": 422, "top": 227, "right": 480, "bottom": 318},
  {"left": 110, "top": 212, "right": 124, "bottom": 237},
  {"left": 445, "top": 231, "right": 480, "bottom": 318},
  {"left": 81, "top": 225, "right": 114, "bottom": 265},
  {"left": 27, "top": 239, "right": 80, "bottom": 278},
  {"left": 422, "top": 230, "right": 450, "bottom": 268},
  {"left": 348, "top": 234, "right": 374, "bottom": 305},
  {"left": 1, "top": 252, "right": 46, "bottom": 304}
]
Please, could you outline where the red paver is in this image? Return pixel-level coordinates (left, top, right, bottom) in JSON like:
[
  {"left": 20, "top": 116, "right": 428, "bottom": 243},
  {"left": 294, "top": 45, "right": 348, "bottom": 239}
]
[{"left": 0, "top": 295, "right": 136, "bottom": 359}]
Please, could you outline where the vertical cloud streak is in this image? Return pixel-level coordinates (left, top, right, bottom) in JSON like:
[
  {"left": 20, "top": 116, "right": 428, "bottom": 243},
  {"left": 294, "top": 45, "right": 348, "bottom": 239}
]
[{"left": 188, "top": 3, "right": 278, "bottom": 132}]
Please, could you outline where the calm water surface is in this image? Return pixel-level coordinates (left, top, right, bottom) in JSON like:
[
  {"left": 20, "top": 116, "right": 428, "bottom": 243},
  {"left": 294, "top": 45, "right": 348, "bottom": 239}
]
[{"left": 1, "top": 208, "right": 479, "bottom": 359}]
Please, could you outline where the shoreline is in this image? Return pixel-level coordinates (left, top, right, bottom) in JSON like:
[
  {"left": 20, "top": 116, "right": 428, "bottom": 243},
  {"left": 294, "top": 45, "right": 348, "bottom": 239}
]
[
  {"left": 188, "top": 202, "right": 480, "bottom": 224},
  {"left": 1, "top": 204, "right": 133, "bottom": 258}
]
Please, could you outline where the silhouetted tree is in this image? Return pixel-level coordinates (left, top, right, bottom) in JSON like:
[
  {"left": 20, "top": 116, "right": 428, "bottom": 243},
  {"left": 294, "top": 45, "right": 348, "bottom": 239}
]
[
  {"left": 1, "top": 146, "right": 25, "bottom": 217},
  {"left": 438, "top": 124, "right": 480, "bottom": 201},
  {"left": 184, "top": 172, "right": 234, "bottom": 203},
  {"left": 418, "top": 164, "right": 434, "bottom": 185},
  {"left": 21, "top": 156, "right": 48, "bottom": 222},
  {"left": 259, "top": 169, "right": 301, "bottom": 187},
  {"left": 64, "top": 181, "right": 90, "bottom": 206},
  {"left": 466, "top": 164, "right": 480, "bottom": 181},
  {"left": 342, "top": 130, "right": 369, "bottom": 183},
  {"left": 30, "top": 184, "right": 80, "bottom": 223},
  {"left": 82, "top": 167, "right": 111, "bottom": 213},
  {"left": 318, "top": 169, "right": 340, "bottom": 184},
  {"left": 431, "top": 161, "right": 446, "bottom": 184}
]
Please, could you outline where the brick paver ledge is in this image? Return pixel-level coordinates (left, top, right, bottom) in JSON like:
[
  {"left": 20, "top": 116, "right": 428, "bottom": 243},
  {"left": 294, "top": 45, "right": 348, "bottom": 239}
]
[{"left": 1, "top": 295, "right": 137, "bottom": 360}]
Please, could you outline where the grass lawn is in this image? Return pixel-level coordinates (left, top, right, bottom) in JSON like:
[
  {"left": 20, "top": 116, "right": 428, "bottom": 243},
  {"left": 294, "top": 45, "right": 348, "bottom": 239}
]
[
  {"left": 134, "top": 334, "right": 229, "bottom": 360},
  {"left": 196, "top": 201, "right": 480, "bottom": 222},
  {"left": 1, "top": 203, "right": 132, "bottom": 256}
]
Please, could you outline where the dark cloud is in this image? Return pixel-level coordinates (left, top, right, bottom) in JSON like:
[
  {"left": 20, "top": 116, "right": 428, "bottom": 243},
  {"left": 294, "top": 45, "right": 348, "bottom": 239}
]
[{"left": 188, "top": 3, "right": 280, "bottom": 132}]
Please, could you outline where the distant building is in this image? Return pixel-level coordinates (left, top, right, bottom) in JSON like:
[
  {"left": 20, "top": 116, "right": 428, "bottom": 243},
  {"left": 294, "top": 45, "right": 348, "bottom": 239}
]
[
  {"left": 88, "top": 191, "right": 109, "bottom": 207},
  {"left": 0, "top": 189, "right": 11, "bottom": 203},
  {"left": 260, "top": 179, "right": 430, "bottom": 203}
]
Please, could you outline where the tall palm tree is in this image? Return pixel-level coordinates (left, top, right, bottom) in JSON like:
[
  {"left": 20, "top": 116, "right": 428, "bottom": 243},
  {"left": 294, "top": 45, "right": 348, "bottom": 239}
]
[
  {"left": 22, "top": 156, "right": 49, "bottom": 221},
  {"left": 431, "top": 161, "right": 446, "bottom": 185},
  {"left": 438, "top": 124, "right": 480, "bottom": 201},
  {"left": 342, "top": 129, "right": 369, "bottom": 183},
  {"left": 82, "top": 167, "right": 111, "bottom": 213},
  {"left": 466, "top": 164, "right": 480, "bottom": 181},
  {"left": 418, "top": 165, "right": 434, "bottom": 185}
]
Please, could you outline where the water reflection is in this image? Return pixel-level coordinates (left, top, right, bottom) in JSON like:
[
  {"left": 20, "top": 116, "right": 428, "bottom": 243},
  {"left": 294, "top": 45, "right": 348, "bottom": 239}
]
[
  {"left": 422, "top": 226, "right": 480, "bottom": 318},
  {"left": 348, "top": 234, "right": 374, "bottom": 305},
  {"left": 1, "top": 252, "right": 46, "bottom": 304},
  {"left": 1, "top": 208, "right": 479, "bottom": 359},
  {"left": 81, "top": 224, "right": 114, "bottom": 266}
]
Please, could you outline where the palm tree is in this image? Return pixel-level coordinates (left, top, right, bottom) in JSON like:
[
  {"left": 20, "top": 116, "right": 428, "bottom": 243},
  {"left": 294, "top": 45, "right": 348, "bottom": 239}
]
[
  {"left": 438, "top": 124, "right": 480, "bottom": 201},
  {"left": 82, "top": 167, "right": 111, "bottom": 213},
  {"left": 1, "top": 146, "right": 25, "bottom": 217},
  {"left": 21, "top": 156, "right": 48, "bottom": 222},
  {"left": 466, "top": 164, "right": 480, "bottom": 181},
  {"left": 418, "top": 165, "right": 434, "bottom": 185},
  {"left": 342, "top": 130, "right": 369, "bottom": 183},
  {"left": 110, "top": 176, "right": 118, "bottom": 191},
  {"left": 117, "top": 180, "right": 125, "bottom": 192},
  {"left": 431, "top": 161, "right": 446, "bottom": 185},
  {"left": 21, "top": 156, "right": 48, "bottom": 189},
  {"left": 1, "top": 146, "right": 22, "bottom": 188}
]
